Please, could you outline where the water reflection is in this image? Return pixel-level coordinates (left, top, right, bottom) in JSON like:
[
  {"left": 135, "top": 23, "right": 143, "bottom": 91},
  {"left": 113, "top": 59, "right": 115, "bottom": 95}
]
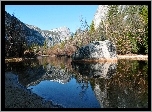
[
  {"left": 5, "top": 57, "right": 148, "bottom": 108},
  {"left": 71, "top": 62, "right": 117, "bottom": 79}
]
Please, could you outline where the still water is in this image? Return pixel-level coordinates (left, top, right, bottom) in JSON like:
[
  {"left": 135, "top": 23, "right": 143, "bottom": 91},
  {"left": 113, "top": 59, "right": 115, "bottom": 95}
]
[{"left": 5, "top": 57, "right": 148, "bottom": 108}]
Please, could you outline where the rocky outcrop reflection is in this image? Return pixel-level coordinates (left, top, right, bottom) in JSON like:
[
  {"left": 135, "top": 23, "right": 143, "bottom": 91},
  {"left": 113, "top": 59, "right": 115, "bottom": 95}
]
[
  {"left": 71, "top": 62, "right": 118, "bottom": 107},
  {"left": 23, "top": 63, "right": 72, "bottom": 87},
  {"left": 5, "top": 57, "right": 73, "bottom": 87},
  {"left": 90, "top": 60, "right": 148, "bottom": 108},
  {"left": 93, "top": 81, "right": 109, "bottom": 108},
  {"left": 71, "top": 62, "right": 117, "bottom": 79},
  {"left": 5, "top": 58, "right": 148, "bottom": 108},
  {"left": 36, "top": 56, "right": 73, "bottom": 85},
  {"left": 44, "top": 64, "right": 71, "bottom": 84}
]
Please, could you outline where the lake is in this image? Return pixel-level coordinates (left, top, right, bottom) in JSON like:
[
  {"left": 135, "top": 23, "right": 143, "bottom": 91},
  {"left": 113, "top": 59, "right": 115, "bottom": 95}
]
[{"left": 5, "top": 56, "right": 148, "bottom": 108}]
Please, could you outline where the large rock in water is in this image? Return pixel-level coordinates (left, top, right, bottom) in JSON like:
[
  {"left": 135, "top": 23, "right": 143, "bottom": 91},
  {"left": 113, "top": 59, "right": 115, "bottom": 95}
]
[{"left": 72, "top": 40, "right": 117, "bottom": 61}]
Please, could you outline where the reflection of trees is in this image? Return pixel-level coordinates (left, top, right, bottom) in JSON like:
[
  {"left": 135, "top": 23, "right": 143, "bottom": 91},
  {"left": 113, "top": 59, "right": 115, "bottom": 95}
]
[
  {"left": 37, "top": 57, "right": 74, "bottom": 84},
  {"left": 5, "top": 59, "right": 45, "bottom": 86},
  {"left": 72, "top": 62, "right": 117, "bottom": 101},
  {"left": 75, "top": 76, "right": 89, "bottom": 99},
  {"left": 5, "top": 57, "right": 73, "bottom": 87},
  {"left": 77, "top": 81, "right": 89, "bottom": 99},
  {"left": 37, "top": 56, "right": 73, "bottom": 71},
  {"left": 110, "top": 60, "right": 148, "bottom": 108},
  {"left": 5, "top": 59, "right": 39, "bottom": 73},
  {"left": 72, "top": 60, "right": 148, "bottom": 108},
  {"left": 90, "top": 60, "right": 148, "bottom": 108},
  {"left": 5, "top": 58, "right": 148, "bottom": 108}
]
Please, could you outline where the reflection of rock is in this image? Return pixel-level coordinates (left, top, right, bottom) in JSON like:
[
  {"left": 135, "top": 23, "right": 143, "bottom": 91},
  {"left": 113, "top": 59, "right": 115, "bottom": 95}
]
[
  {"left": 72, "top": 40, "right": 117, "bottom": 61},
  {"left": 72, "top": 62, "right": 117, "bottom": 79},
  {"left": 92, "top": 60, "right": 148, "bottom": 108},
  {"left": 94, "top": 83, "right": 108, "bottom": 108}
]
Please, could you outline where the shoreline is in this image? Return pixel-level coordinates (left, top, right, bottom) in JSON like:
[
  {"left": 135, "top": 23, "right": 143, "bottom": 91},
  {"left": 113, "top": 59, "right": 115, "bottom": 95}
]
[
  {"left": 5, "top": 72, "right": 63, "bottom": 108},
  {"left": 5, "top": 55, "right": 148, "bottom": 63},
  {"left": 117, "top": 55, "right": 148, "bottom": 60},
  {"left": 72, "top": 58, "right": 118, "bottom": 63}
]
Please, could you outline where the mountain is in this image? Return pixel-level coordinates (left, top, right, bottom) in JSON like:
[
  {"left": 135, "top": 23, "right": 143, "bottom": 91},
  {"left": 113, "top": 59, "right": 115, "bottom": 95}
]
[
  {"left": 49, "top": 27, "right": 71, "bottom": 41},
  {"left": 93, "top": 5, "right": 109, "bottom": 29},
  {"left": 93, "top": 5, "right": 127, "bottom": 30},
  {"left": 5, "top": 11, "right": 45, "bottom": 46},
  {"left": 5, "top": 11, "right": 72, "bottom": 47}
]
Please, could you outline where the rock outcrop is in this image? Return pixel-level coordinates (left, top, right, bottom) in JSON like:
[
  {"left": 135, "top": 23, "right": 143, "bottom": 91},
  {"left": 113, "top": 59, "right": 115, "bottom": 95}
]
[
  {"left": 93, "top": 5, "right": 108, "bottom": 29},
  {"left": 5, "top": 11, "right": 72, "bottom": 47},
  {"left": 72, "top": 40, "right": 117, "bottom": 61},
  {"left": 5, "top": 11, "right": 45, "bottom": 46},
  {"left": 93, "top": 5, "right": 127, "bottom": 30}
]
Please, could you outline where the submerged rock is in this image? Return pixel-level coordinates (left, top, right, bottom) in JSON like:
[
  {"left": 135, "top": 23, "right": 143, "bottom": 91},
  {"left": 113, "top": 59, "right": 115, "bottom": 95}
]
[{"left": 72, "top": 40, "right": 117, "bottom": 61}]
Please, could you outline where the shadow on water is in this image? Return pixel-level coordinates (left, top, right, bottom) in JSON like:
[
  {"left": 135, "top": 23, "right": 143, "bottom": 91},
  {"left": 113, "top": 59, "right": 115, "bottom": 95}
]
[{"left": 5, "top": 57, "right": 148, "bottom": 108}]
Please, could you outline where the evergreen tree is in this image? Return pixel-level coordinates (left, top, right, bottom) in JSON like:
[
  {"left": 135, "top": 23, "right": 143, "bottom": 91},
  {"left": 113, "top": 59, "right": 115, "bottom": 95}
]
[
  {"left": 5, "top": 12, "right": 27, "bottom": 58},
  {"left": 99, "top": 5, "right": 148, "bottom": 55},
  {"left": 89, "top": 21, "right": 95, "bottom": 34}
]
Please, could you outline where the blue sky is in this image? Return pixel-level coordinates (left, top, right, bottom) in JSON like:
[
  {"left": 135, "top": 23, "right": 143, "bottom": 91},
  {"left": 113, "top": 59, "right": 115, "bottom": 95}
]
[{"left": 5, "top": 5, "right": 98, "bottom": 33}]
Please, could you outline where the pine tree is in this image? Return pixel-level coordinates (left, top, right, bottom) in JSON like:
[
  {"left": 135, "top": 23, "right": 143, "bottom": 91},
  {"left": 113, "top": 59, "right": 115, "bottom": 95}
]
[
  {"left": 100, "top": 5, "right": 148, "bottom": 55},
  {"left": 89, "top": 21, "right": 95, "bottom": 34},
  {"left": 88, "top": 21, "right": 96, "bottom": 42}
]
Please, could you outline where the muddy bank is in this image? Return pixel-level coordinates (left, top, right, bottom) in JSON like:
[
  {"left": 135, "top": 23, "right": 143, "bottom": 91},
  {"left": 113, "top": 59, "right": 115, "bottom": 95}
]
[{"left": 5, "top": 72, "right": 63, "bottom": 108}]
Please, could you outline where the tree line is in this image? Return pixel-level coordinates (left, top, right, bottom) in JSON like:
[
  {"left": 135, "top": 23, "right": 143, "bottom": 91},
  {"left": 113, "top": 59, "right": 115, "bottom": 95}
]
[
  {"left": 5, "top": 5, "right": 148, "bottom": 58},
  {"left": 76, "top": 5, "right": 148, "bottom": 55}
]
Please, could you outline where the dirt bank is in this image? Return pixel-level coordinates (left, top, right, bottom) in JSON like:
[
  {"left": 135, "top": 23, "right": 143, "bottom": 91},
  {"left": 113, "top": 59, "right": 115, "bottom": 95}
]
[
  {"left": 117, "top": 55, "right": 148, "bottom": 60},
  {"left": 5, "top": 58, "right": 36, "bottom": 63},
  {"left": 5, "top": 72, "right": 63, "bottom": 108},
  {"left": 5, "top": 54, "right": 148, "bottom": 63}
]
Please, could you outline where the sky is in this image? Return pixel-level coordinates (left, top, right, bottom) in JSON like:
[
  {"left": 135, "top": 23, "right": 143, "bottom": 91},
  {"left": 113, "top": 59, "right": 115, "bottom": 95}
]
[{"left": 5, "top": 5, "right": 98, "bottom": 33}]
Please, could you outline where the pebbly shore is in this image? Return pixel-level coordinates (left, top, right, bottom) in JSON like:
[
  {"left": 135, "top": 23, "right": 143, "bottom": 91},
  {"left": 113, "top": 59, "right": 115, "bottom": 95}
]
[{"left": 5, "top": 72, "right": 63, "bottom": 108}]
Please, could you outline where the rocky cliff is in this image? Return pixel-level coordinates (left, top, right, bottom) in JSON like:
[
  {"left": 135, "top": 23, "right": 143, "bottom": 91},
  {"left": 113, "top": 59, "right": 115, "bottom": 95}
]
[
  {"left": 93, "top": 5, "right": 127, "bottom": 30},
  {"left": 93, "top": 5, "right": 108, "bottom": 29},
  {"left": 5, "top": 11, "right": 72, "bottom": 47}
]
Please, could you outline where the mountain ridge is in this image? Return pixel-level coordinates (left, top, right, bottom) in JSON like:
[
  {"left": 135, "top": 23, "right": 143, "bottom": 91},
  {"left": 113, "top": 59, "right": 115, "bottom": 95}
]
[{"left": 5, "top": 11, "right": 72, "bottom": 47}]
